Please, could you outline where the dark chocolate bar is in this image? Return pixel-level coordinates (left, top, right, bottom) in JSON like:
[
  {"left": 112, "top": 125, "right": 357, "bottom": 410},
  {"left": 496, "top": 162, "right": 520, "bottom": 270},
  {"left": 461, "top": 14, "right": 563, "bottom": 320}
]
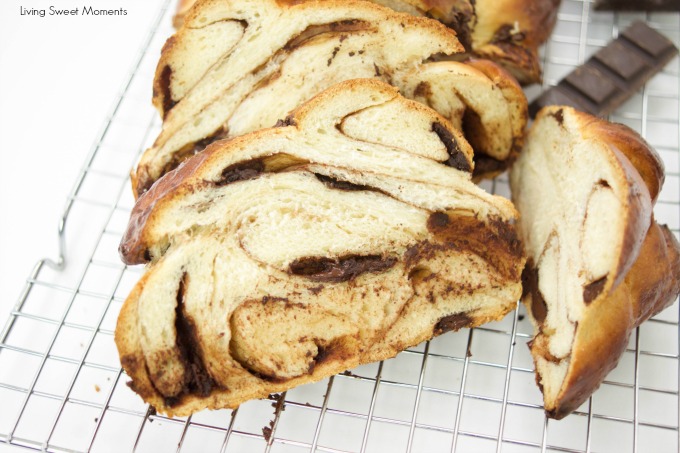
[
  {"left": 595, "top": 0, "right": 680, "bottom": 11},
  {"left": 530, "top": 21, "right": 678, "bottom": 118}
]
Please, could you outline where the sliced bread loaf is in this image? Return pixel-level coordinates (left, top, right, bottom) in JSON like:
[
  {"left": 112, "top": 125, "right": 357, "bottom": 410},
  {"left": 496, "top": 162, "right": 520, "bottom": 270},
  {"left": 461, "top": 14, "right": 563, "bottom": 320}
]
[
  {"left": 117, "top": 79, "right": 525, "bottom": 416},
  {"left": 510, "top": 105, "right": 680, "bottom": 419},
  {"left": 133, "top": 0, "right": 527, "bottom": 196},
  {"left": 173, "top": 0, "right": 560, "bottom": 84}
]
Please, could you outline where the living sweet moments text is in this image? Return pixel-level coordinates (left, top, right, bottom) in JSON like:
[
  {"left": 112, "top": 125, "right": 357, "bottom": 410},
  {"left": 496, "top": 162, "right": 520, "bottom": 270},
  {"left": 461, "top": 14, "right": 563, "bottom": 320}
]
[{"left": 20, "top": 6, "right": 128, "bottom": 17}]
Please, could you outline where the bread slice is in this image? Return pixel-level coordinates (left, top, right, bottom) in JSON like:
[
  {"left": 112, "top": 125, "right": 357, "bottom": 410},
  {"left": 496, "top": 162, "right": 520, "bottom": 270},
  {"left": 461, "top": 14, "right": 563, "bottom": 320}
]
[
  {"left": 172, "top": 0, "right": 559, "bottom": 84},
  {"left": 134, "top": 0, "right": 527, "bottom": 197},
  {"left": 370, "top": 0, "right": 560, "bottom": 84},
  {"left": 510, "top": 105, "right": 680, "bottom": 419},
  {"left": 116, "top": 79, "right": 525, "bottom": 416}
]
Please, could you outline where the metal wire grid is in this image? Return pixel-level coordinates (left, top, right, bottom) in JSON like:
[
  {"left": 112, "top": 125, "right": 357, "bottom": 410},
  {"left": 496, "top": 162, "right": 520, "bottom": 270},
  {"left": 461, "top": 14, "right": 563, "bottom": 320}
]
[{"left": 0, "top": 1, "right": 679, "bottom": 452}]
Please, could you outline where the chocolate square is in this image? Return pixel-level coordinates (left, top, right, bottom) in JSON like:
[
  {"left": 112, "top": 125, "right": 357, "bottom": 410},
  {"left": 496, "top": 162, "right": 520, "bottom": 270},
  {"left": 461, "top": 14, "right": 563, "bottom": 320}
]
[
  {"left": 564, "top": 66, "right": 618, "bottom": 105},
  {"left": 621, "top": 21, "right": 676, "bottom": 57},
  {"left": 594, "top": 41, "right": 647, "bottom": 80}
]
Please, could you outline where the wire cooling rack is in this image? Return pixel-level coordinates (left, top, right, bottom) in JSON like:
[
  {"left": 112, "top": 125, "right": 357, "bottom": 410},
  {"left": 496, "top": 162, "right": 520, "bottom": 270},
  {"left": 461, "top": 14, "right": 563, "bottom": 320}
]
[{"left": 1, "top": 1, "right": 679, "bottom": 452}]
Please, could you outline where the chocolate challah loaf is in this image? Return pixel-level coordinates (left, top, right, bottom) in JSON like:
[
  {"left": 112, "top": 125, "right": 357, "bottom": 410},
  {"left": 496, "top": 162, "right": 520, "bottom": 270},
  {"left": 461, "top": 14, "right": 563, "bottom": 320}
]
[
  {"left": 116, "top": 79, "right": 525, "bottom": 416},
  {"left": 510, "top": 106, "right": 680, "bottom": 419},
  {"left": 174, "top": 0, "right": 559, "bottom": 84},
  {"left": 134, "top": 0, "right": 527, "bottom": 197}
]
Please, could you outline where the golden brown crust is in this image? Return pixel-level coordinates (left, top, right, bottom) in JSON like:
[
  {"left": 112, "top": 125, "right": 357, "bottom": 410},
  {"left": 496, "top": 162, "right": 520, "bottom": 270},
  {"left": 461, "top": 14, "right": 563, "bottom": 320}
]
[
  {"left": 576, "top": 108, "right": 664, "bottom": 289},
  {"left": 543, "top": 274, "right": 632, "bottom": 419},
  {"left": 120, "top": 141, "right": 220, "bottom": 264},
  {"left": 606, "top": 143, "right": 653, "bottom": 290},
  {"left": 582, "top": 117, "right": 665, "bottom": 203},
  {"left": 547, "top": 221, "right": 680, "bottom": 419},
  {"left": 628, "top": 222, "right": 680, "bottom": 326}
]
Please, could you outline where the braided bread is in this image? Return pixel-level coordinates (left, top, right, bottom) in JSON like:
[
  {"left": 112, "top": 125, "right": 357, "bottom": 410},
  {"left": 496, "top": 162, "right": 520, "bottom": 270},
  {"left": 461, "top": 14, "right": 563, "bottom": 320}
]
[
  {"left": 510, "top": 106, "right": 680, "bottom": 419},
  {"left": 134, "top": 0, "right": 527, "bottom": 197},
  {"left": 173, "top": 0, "right": 559, "bottom": 84},
  {"left": 116, "top": 79, "right": 525, "bottom": 416}
]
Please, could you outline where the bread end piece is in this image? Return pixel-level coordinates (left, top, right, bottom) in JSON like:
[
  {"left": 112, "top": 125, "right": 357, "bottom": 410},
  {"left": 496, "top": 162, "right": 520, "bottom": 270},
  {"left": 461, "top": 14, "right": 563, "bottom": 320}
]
[{"left": 512, "top": 105, "right": 679, "bottom": 419}]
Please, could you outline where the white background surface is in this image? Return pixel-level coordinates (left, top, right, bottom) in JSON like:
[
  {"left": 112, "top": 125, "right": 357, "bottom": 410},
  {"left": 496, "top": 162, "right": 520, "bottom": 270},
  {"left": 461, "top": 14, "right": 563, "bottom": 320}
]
[{"left": 0, "top": 0, "right": 166, "bottom": 329}]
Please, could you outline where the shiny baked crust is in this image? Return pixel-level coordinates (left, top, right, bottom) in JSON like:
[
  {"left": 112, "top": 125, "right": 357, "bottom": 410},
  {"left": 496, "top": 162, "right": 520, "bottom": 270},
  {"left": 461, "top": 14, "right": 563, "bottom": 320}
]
[
  {"left": 510, "top": 106, "right": 680, "bottom": 419},
  {"left": 135, "top": 0, "right": 527, "bottom": 197},
  {"left": 173, "top": 0, "right": 559, "bottom": 84},
  {"left": 116, "top": 79, "right": 525, "bottom": 416}
]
